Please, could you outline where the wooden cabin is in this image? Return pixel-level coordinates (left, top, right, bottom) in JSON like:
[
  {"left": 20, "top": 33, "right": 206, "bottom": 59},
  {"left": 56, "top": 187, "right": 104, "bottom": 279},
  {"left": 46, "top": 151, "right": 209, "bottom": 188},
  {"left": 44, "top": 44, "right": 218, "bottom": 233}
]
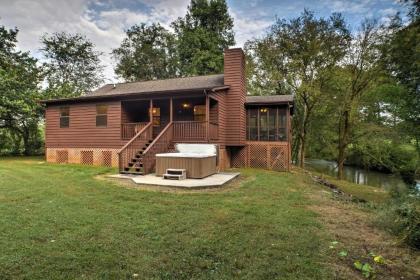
[{"left": 42, "top": 48, "right": 293, "bottom": 174}]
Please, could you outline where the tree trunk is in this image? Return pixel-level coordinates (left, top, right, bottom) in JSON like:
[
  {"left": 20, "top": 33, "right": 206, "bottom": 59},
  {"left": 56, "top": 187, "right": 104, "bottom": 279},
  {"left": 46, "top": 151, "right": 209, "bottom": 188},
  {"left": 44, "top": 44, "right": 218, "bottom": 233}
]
[
  {"left": 298, "top": 103, "right": 308, "bottom": 168},
  {"left": 22, "top": 126, "right": 31, "bottom": 156},
  {"left": 337, "top": 110, "right": 350, "bottom": 180}
]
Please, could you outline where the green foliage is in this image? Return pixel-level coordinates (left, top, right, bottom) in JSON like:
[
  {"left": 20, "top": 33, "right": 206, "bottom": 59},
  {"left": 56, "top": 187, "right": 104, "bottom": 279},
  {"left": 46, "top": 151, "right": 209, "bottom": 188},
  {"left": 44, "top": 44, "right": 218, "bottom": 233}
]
[
  {"left": 0, "top": 24, "right": 44, "bottom": 155},
  {"left": 112, "top": 0, "right": 235, "bottom": 80},
  {"left": 380, "top": 14, "right": 420, "bottom": 150},
  {"left": 41, "top": 32, "right": 104, "bottom": 97},
  {"left": 354, "top": 261, "right": 375, "bottom": 278},
  {"left": 348, "top": 142, "right": 419, "bottom": 180},
  {"left": 112, "top": 23, "right": 178, "bottom": 81},
  {"left": 376, "top": 190, "right": 420, "bottom": 249},
  {"left": 245, "top": 10, "right": 351, "bottom": 165},
  {"left": 172, "top": 0, "right": 235, "bottom": 76}
]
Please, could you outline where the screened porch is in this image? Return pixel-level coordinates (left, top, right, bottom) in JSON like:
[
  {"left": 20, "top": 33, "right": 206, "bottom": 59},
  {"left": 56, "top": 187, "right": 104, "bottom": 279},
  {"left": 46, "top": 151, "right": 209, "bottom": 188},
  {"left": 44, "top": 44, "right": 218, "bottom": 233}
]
[{"left": 246, "top": 105, "right": 289, "bottom": 142}]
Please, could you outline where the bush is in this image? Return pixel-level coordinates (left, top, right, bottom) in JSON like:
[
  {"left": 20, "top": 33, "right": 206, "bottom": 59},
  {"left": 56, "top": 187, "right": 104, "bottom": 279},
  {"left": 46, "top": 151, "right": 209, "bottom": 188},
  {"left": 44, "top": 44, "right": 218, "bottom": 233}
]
[{"left": 377, "top": 190, "right": 420, "bottom": 249}]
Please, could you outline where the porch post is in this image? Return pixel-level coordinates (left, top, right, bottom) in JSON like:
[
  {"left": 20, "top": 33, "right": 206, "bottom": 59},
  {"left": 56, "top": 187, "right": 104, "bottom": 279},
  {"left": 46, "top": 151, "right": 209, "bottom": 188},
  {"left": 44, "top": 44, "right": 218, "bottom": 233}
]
[
  {"left": 149, "top": 99, "right": 153, "bottom": 123},
  {"left": 205, "top": 94, "right": 210, "bottom": 142},
  {"left": 170, "top": 97, "right": 173, "bottom": 122}
]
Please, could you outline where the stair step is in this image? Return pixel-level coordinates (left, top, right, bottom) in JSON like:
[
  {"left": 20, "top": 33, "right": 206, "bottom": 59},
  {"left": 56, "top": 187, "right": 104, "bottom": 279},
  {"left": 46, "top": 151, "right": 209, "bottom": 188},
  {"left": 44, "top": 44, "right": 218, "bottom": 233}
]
[
  {"left": 166, "top": 168, "right": 186, "bottom": 175},
  {"left": 163, "top": 173, "right": 186, "bottom": 180}
]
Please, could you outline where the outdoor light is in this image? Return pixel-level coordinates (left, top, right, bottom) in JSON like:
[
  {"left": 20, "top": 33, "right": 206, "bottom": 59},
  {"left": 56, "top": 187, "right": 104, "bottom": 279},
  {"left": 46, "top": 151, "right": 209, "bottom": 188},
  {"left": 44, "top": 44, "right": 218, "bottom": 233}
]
[
  {"left": 152, "top": 108, "right": 157, "bottom": 114},
  {"left": 260, "top": 108, "right": 268, "bottom": 113},
  {"left": 182, "top": 103, "right": 190, "bottom": 108}
]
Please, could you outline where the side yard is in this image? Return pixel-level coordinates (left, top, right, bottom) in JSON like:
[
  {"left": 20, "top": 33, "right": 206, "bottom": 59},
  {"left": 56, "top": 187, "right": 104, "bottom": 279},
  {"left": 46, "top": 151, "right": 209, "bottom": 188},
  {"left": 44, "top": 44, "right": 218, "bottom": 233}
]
[{"left": 0, "top": 157, "right": 418, "bottom": 279}]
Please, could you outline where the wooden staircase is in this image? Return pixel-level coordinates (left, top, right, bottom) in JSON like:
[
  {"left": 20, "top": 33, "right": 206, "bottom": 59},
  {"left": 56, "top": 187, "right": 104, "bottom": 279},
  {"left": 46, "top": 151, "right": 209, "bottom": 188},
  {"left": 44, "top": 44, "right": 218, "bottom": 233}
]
[
  {"left": 118, "top": 122, "right": 174, "bottom": 175},
  {"left": 121, "top": 139, "right": 153, "bottom": 175}
]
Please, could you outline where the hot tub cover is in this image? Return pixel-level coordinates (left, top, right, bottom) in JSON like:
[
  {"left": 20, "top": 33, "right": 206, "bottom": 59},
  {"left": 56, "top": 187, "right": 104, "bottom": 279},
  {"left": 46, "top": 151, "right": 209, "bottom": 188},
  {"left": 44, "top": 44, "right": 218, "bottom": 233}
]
[
  {"left": 155, "top": 153, "right": 216, "bottom": 158},
  {"left": 175, "top": 143, "right": 217, "bottom": 155}
]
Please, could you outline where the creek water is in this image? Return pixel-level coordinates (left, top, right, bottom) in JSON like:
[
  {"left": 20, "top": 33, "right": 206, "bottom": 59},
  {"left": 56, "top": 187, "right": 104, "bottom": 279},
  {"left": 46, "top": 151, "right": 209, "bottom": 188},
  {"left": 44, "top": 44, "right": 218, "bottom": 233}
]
[{"left": 304, "top": 159, "right": 410, "bottom": 190}]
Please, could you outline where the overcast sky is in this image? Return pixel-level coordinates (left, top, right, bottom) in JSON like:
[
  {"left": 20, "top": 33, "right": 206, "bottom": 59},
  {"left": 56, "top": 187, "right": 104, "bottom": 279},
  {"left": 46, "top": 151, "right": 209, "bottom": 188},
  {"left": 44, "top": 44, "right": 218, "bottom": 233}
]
[{"left": 0, "top": 0, "right": 409, "bottom": 84}]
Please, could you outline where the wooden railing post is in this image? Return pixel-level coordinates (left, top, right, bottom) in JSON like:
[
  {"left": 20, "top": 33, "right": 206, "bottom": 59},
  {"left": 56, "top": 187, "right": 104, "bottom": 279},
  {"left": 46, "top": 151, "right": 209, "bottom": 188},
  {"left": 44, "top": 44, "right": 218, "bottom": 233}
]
[
  {"left": 170, "top": 97, "right": 173, "bottom": 122},
  {"left": 205, "top": 95, "right": 209, "bottom": 142},
  {"left": 149, "top": 99, "right": 153, "bottom": 122}
]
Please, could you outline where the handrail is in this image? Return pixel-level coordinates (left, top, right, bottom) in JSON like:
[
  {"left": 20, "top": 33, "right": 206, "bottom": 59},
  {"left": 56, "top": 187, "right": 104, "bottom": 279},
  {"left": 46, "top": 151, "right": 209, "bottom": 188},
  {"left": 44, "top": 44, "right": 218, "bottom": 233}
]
[
  {"left": 121, "top": 122, "right": 149, "bottom": 139},
  {"left": 143, "top": 122, "right": 172, "bottom": 155},
  {"left": 118, "top": 122, "right": 152, "bottom": 154},
  {"left": 142, "top": 122, "right": 173, "bottom": 174}
]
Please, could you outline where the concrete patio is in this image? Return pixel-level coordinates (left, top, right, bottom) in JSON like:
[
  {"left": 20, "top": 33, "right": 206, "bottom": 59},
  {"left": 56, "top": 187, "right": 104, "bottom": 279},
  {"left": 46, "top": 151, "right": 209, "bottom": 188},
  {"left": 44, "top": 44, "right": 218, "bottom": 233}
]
[{"left": 108, "top": 172, "right": 240, "bottom": 189}]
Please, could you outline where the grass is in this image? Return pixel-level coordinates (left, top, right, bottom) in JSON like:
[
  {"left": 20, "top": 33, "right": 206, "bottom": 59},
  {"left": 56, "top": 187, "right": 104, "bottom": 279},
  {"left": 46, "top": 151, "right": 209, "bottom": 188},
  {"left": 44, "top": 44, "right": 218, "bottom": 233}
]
[{"left": 0, "top": 157, "right": 330, "bottom": 279}]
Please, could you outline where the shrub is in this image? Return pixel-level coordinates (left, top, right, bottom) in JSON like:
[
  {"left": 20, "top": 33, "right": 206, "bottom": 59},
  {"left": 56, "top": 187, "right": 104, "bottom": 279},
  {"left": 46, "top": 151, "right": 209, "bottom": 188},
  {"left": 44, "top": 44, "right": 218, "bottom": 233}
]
[{"left": 377, "top": 190, "right": 420, "bottom": 249}]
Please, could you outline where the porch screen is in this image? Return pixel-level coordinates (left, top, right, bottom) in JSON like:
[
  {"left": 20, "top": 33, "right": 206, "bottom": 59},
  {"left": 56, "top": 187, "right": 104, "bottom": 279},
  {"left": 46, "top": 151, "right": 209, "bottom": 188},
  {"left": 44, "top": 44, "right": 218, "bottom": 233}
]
[{"left": 246, "top": 106, "right": 288, "bottom": 141}]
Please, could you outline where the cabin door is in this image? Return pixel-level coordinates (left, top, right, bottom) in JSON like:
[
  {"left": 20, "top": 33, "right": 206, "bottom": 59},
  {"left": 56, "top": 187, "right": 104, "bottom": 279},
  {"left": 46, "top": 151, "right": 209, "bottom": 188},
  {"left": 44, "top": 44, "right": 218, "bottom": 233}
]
[{"left": 151, "top": 99, "right": 170, "bottom": 138}]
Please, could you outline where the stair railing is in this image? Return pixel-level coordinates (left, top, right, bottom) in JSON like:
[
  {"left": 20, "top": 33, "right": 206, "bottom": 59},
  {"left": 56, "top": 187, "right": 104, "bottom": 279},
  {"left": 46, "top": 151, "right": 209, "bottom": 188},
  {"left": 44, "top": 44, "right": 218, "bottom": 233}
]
[
  {"left": 142, "top": 122, "right": 173, "bottom": 174},
  {"left": 118, "top": 122, "right": 153, "bottom": 173}
]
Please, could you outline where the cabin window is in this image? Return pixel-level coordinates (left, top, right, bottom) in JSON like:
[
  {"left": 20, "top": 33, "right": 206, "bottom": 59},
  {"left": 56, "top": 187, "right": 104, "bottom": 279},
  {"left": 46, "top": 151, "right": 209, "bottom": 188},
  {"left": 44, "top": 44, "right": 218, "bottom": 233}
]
[
  {"left": 96, "top": 105, "right": 108, "bottom": 127},
  {"left": 59, "top": 106, "right": 70, "bottom": 128},
  {"left": 246, "top": 106, "right": 288, "bottom": 141},
  {"left": 193, "top": 105, "right": 206, "bottom": 121}
]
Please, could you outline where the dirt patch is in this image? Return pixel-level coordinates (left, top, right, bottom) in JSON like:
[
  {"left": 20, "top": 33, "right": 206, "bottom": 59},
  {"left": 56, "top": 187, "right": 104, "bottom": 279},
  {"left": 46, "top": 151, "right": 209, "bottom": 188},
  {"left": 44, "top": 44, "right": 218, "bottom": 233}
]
[
  {"left": 95, "top": 173, "right": 255, "bottom": 194},
  {"left": 307, "top": 183, "right": 420, "bottom": 280}
]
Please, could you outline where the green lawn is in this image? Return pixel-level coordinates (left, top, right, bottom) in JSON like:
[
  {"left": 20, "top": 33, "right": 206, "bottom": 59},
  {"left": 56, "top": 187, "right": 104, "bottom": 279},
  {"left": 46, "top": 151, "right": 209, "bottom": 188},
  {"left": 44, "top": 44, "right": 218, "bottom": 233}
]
[{"left": 0, "top": 157, "right": 330, "bottom": 279}]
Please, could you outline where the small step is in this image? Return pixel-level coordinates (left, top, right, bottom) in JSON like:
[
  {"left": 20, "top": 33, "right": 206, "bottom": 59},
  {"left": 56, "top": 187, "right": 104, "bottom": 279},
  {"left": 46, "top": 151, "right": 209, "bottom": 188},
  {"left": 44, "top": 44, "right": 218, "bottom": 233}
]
[
  {"left": 163, "top": 168, "right": 186, "bottom": 180},
  {"left": 166, "top": 168, "right": 186, "bottom": 175},
  {"left": 163, "top": 173, "right": 186, "bottom": 180}
]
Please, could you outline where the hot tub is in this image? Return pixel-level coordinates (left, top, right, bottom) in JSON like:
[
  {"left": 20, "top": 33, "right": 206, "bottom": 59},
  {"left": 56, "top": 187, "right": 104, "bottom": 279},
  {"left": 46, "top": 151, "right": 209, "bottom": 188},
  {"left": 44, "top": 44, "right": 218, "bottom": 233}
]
[{"left": 155, "top": 144, "right": 217, "bottom": 179}]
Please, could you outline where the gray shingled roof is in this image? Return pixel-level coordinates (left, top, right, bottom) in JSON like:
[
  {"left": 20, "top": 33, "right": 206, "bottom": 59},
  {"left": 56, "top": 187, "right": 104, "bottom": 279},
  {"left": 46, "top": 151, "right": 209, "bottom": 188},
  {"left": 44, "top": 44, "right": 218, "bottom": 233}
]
[
  {"left": 245, "top": 95, "right": 294, "bottom": 104},
  {"left": 88, "top": 74, "right": 225, "bottom": 97}
]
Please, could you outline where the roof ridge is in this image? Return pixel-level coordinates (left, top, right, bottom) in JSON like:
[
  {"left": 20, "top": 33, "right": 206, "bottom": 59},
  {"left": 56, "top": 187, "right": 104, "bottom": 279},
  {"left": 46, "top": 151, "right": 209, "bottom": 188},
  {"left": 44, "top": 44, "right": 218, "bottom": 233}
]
[{"left": 107, "top": 73, "right": 224, "bottom": 87}]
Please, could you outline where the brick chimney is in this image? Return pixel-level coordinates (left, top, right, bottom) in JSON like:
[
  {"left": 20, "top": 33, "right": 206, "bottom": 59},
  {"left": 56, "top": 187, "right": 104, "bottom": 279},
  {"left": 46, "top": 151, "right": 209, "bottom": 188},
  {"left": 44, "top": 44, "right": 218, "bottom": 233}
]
[{"left": 224, "top": 48, "right": 246, "bottom": 145}]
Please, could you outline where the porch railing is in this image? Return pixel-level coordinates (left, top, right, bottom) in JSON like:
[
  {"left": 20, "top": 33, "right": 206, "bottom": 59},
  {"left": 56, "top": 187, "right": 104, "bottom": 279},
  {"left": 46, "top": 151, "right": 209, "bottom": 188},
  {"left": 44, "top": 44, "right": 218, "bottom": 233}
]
[
  {"left": 121, "top": 122, "right": 149, "bottom": 139},
  {"left": 142, "top": 122, "right": 173, "bottom": 174},
  {"left": 209, "top": 122, "right": 219, "bottom": 141},
  {"left": 118, "top": 122, "right": 153, "bottom": 172},
  {"left": 172, "top": 121, "right": 206, "bottom": 142}
]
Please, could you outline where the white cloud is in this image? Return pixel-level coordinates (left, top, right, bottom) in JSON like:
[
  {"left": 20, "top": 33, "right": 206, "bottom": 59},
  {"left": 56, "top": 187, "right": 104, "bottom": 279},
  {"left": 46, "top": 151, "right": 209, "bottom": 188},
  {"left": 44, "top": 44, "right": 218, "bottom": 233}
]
[
  {"left": 231, "top": 11, "right": 272, "bottom": 47},
  {"left": 321, "top": 0, "right": 376, "bottom": 14},
  {"left": 0, "top": 0, "right": 189, "bottom": 84}
]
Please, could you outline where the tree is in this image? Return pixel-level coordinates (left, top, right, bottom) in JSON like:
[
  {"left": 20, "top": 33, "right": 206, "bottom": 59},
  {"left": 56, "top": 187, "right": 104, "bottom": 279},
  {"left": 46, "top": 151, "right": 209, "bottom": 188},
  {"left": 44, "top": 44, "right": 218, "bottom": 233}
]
[
  {"left": 245, "top": 10, "right": 351, "bottom": 167},
  {"left": 172, "top": 0, "right": 235, "bottom": 76},
  {"left": 329, "top": 20, "right": 382, "bottom": 179},
  {"left": 112, "top": 23, "right": 178, "bottom": 82},
  {"left": 0, "top": 25, "right": 43, "bottom": 155},
  {"left": 41, "top": 32, "right": 104, "bottom": 98},
  {"left": 380, "top": 7, "right": 420, "bottom": 150}
]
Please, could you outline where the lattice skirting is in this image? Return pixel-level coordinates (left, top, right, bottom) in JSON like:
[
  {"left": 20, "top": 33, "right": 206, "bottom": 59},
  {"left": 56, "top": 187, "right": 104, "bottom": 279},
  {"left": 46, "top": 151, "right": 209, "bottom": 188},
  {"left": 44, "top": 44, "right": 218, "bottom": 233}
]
[
  {"left": 46, "top": 148, "right": 119, "bottom": 167},
  {"left": 230, "top": 142, "right": 290, "bottom": 171}
]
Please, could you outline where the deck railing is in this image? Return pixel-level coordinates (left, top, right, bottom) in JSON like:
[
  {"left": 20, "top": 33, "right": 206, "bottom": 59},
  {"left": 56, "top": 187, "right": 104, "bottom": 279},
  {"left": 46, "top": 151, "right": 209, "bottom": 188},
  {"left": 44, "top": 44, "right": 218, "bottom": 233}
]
[
  {"left": 121, "top": 122, "right": 149, "bottom": 139},
  {"left": 142, "top": 122, "right": 173, "bottom": 174},
  {"left": 172, "top": 121, "right": 206, "bottom": 142},
  {"left": 118, "top": 122, "right": 153, "bottom": 172},
  {"left": 209, "top": 122, "right": 219, "bottom": 140}
]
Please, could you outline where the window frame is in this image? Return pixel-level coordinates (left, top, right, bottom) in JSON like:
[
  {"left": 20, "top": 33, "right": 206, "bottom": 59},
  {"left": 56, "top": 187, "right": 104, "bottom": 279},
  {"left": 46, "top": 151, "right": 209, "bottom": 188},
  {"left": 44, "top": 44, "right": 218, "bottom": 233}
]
[
  {"left": 59, "top": 106, "right": 70, "bottom": 128},
  {"left": 96, "top": 104, "right": 108, "bottom": 127}
]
